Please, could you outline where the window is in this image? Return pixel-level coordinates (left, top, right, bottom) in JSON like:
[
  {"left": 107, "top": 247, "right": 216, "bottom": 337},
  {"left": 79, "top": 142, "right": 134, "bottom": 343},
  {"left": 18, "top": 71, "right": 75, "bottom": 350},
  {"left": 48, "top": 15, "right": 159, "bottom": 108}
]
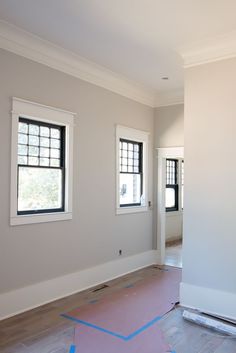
[
  {"left": 11, "top": 97, "right": 75, "bottom": 225},
  {"left": 119, "top": 139, "right": 143, "bottom": 207},
  {"left": 181, "top": 160, "right": 184, "bottom": 210},
  {"left": 17, "top": 118, "right": 65, "bottom": 214},
  {"left": 165, "top": 159, "right": 179, "bottom": 212},
  {"left": 116, "top": 125, "right": 149, "bottom": 214}
]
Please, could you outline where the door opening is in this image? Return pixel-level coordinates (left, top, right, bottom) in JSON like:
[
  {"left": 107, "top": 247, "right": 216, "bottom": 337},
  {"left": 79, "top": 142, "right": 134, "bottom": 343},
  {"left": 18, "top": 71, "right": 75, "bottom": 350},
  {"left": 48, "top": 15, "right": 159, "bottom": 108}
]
[{"left": 157, "top": 147, "right": 184, "bottom": 267}]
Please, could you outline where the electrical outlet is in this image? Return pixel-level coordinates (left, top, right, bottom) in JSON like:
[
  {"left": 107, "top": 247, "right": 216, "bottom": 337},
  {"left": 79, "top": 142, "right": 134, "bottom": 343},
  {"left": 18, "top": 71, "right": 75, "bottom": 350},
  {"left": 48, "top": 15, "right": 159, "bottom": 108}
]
[{"left": 119, "top": 249, "right": 122, "bottom": 256}]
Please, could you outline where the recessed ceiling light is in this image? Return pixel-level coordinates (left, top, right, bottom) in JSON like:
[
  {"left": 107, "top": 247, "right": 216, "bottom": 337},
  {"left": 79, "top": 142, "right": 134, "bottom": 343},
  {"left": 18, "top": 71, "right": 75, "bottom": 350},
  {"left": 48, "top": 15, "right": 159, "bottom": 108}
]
[{"left": 162, "top": 76, "right": 169, "bottom": 80}]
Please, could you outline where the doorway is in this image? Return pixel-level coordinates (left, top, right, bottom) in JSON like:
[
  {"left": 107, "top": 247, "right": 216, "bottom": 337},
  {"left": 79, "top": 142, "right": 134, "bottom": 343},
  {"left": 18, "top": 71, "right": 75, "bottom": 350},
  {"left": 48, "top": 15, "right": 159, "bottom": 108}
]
[{"left": 157, "top": 147, "right": 184, "bottom": 267}]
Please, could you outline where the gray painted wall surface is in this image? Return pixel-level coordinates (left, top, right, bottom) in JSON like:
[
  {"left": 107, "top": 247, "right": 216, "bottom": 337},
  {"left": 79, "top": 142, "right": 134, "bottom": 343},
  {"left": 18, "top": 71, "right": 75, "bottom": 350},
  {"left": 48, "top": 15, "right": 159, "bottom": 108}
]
[
  {"left": 154, "top": 104, "right": 184, "bottom": 148},
  {"left": 0, "top": 49, "right": 154, "bottom": 294},
  {"left": 183, "top": 57, "right": 236, "bottom": 294}
]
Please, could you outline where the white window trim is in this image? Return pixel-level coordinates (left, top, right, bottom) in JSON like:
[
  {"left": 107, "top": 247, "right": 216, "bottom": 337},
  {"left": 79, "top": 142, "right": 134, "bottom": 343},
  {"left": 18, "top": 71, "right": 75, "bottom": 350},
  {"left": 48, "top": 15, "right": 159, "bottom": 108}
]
[
  {"left": 156, "top": 146, "right": 184, "bottom": 264},
  {"left": 10, "top": 97, "right": 76, "bottom": 226},
  {"left": 116, "top": 125, "right": 149, "bottom": 215}
]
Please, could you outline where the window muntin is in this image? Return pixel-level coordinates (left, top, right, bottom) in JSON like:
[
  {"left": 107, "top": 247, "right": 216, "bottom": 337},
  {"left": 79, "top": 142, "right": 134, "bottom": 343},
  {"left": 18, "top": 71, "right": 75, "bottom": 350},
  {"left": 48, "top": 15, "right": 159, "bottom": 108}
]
[
  {"left": 165, "top": 159, "right": 179, "bottom": 212},
  {"left": 17, "top": 118, "right": 65, "bottom": 214},
  {"left": 119, "top": 139, "right": 143, "bottom": 207}
]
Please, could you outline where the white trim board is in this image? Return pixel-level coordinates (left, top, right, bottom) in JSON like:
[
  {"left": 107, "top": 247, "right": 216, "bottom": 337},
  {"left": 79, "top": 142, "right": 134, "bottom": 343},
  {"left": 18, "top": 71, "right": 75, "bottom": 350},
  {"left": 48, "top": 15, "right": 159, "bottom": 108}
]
[
  {"left": 0, "top": 250, "right": 158, "bottom": 321},
  {"left": 0, "top": 20, "right": 156, "bottom": 108},
  {"left": 155, "top": 89, "right": 184, "bottom": 107},
  {"left": 156, "top": 147, "right": 184, "bottom": 264},
  {"left": 180, "top": 282, "right": 236, "bottom": 321},
  {"left": 0, "top": 20, "right": 184, "bottom": 108},
  {"left": 116, "top": 125, "right": 149, "bottom": 215},
  {"left": 180, "top": 30, "right": 236, "bottom": 68},
  {"left": 10, "top": 97, "right": 75, "bottom": 225}
]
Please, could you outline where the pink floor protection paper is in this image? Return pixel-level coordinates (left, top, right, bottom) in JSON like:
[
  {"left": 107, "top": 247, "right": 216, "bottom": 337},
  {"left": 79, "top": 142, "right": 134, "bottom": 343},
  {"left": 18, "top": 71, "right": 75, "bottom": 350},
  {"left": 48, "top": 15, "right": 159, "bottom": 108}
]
[{"left": 63, "top": 266, "right": 181, "bottom": 353}]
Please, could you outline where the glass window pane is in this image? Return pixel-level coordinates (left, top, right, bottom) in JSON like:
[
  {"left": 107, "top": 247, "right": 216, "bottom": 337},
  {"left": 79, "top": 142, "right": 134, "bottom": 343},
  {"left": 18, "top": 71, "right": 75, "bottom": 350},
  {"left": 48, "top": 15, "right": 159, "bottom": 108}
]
[
  {"left": 165, "top": 188, "right": 175, "bottom": 208},
  {"left": 18, "top": 156, "right": 27, "bottom": 165},
  {"left": 18, "top": 144, "right": 28, "bottom": 156},
  {"left": 122, "top": 150, "right": 127, "bottom": 158},
  {"left": 51, "top": 128, "right": 60, "bottom": 139},
  {"left": 28, "top": 157, "right": 38, "bottom": 165},
  {"left": 19, "top": 122, "right": 28, "bottom": 134},
  {"left": 166, "top": 159, "right": 177, "bottom": 185},
  {"left": 128, "top": 143, "right": 133, "bottom": 151},
  {"left": 18, "top": 167, "right": 62, "bottom": 212},
  {"left": 40, "top": 126, "right": 49, "bottom": 137},
  {"left": 18, "top": 133, "right": 28, "bottom": 144},
  {"left": 50, "top": 149, "right": 60, "bottom": 158},
  {"left": 40, "top": 147, "right": 50, "bottom": 157},
  {"left": 120, "top": 173, "right": 141, "bottom": 205},
  {"left": 123, "top": 142, "right": 127, "bottom": 150},
  {"left": 51, "top": 138, "right": 60, "bottom": 148},
  {"left": 50, "top": 159, "right": 60, "bottom": 167},
  {"left": 29, "top": 135, "right": 39, "bottom": 146},
  {"left": 40, "top": 158, "right": 49, "bottom": 166},
  {"left": 28, "top": 146, "right": 39, "bottom": 156},
  {"left": 29, "top": 124, "right": 39, "bottom": 135},
  {"left": 122, "top": 157, "right": 127, "bottom": 166},
  {"left": 40, "top": 137, "right": 50, "bottom": 147},
  {"left": 128, "top": 158, "right": 133, "bottom": 166}
]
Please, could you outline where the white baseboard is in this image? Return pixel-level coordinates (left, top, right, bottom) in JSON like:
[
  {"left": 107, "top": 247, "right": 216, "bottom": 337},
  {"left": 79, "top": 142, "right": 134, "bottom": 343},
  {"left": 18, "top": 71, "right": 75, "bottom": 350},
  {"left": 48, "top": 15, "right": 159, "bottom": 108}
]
[
  {"left": 0, "top": 250, "right": 158, "bottom": 321},
  {"left": 180, "top": 282, "right": 236, "bottom": 321}
]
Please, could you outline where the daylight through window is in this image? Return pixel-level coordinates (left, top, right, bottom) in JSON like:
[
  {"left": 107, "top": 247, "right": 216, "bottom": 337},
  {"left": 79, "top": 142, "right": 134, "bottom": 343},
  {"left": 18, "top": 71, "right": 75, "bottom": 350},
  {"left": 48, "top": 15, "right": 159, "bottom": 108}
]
[
  {"left": 165, "top": 159, "right": 179, "bottom": 212},
  {"left": 119, "top": 139, "right": 143, "bottom": 207},
  {"left": 17, "top": 118, "right": 65, "bottom": 214}
]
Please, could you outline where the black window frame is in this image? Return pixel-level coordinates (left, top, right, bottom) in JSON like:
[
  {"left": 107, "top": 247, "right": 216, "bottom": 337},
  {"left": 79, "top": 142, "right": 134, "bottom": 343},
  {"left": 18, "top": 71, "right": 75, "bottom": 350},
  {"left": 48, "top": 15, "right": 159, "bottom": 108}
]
[
  {"left": 17, "top": 117, "right": 66, "bottom": 215},
  {"left": 181, "top": 160, "right": 184, "bottom": 210},
  {"left": 165, "top": 158, "right": 179, "bottom": 212},
  {"left": 119, "top": 138, "right": 143, "bottom": 207}
]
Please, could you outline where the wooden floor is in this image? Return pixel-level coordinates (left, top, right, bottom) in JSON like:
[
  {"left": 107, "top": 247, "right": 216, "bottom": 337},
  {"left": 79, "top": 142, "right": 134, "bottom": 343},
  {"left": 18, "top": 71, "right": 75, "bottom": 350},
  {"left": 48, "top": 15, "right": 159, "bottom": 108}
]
[
  {"left": 0, "top": 265, "right": 235, "bottom": 353},
  {"left": 165, "top": 240, "right": 182, "bottom": 268}
]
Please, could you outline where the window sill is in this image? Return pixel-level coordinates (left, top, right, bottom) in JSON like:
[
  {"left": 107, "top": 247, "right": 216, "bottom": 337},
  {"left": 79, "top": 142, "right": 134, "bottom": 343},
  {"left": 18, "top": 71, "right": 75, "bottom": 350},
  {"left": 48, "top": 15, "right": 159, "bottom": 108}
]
[
  {"left": 116, "top": 206, "right": 148, "bottom": 215},
  {"left": 10, "top": 212, "right": 72, "bottom": 226}
]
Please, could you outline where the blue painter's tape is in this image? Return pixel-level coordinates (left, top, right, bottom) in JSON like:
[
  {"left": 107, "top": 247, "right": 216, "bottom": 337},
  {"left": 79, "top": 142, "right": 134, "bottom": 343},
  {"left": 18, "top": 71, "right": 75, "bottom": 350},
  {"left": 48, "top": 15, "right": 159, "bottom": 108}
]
[
  {"left": 61, "top": 314, "right": 126, "bottom": 340},
  {"left": 69, "top": 345, "right": 76, "bottom": 353},
  {"left": 61, "top": 313, "right": 162, "bottom": 341},
  {"left": 125, "top": 316, "right": 162, "bottom": 341},
  {"left": 124, "top": 284, "right": 134, "bottom": 288},
  {"left": 89, "top": 299, "right": 99, "bottom": 304}
]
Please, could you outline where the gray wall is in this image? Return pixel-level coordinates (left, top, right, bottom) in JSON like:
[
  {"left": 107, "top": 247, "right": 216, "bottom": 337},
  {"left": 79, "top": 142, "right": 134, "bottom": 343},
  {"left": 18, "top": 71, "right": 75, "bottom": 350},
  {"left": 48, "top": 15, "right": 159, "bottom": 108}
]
[
  {"left": 182, "top": 57, "right": 236, "bottom": 299},
  {"left": 0, "top": 49, "right": 154, "bottom": 294},
  {"left": 154, "top": 104, "right": 184, "bottom": 148}
]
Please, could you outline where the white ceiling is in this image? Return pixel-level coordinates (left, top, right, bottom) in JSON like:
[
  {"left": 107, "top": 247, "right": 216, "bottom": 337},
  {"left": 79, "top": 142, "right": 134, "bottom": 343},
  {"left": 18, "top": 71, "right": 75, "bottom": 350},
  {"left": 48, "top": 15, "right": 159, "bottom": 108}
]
[{"left": 1, "top": 0, "right": 236, "bottom": 103}]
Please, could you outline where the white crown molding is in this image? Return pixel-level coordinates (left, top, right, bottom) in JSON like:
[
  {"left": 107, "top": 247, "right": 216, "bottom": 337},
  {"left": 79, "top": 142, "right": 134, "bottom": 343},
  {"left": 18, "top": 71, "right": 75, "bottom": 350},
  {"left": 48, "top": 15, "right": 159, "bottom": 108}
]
[
  {"left": 180, "top": 30, "right": 236, "bottom": 68},
  {"left": 155, "top": 88, "right": 184, "bottom": 107},
  {"left": 0, "top": 21, "right": 156, "bottom": 107}
]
